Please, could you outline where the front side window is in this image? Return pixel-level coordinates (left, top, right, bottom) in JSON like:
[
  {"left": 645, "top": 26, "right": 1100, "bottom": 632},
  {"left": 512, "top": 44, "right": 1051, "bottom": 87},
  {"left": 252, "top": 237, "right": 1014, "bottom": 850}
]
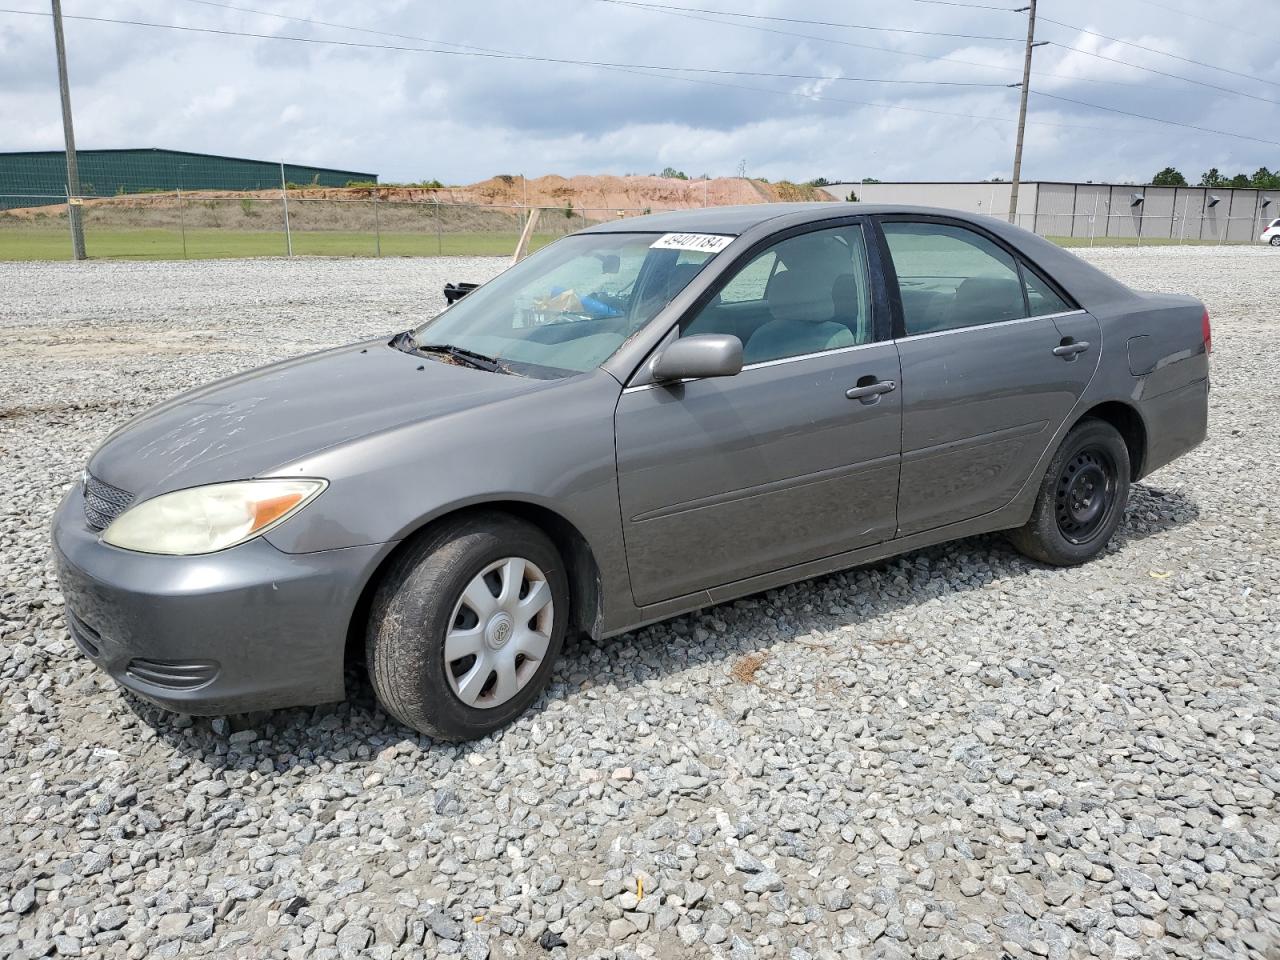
[
  {"left": 682, "top": 224, "right": 873, "bottom": 365},
  {"left": 882, "top": 221, "right": 1029, "bottom": 336},
  {"left": 413, "top": 232, "right": 723, "bottom": 377}
]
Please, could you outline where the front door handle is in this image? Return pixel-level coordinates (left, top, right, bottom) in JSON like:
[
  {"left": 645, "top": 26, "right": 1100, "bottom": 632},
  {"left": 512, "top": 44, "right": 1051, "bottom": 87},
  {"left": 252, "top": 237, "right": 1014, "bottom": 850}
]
[
  {"left": 1052, "top": 340, "right": 1090, "bottom": 358},
  {"left": 846, "top": 379, "right": 897, "bottom": 401}
]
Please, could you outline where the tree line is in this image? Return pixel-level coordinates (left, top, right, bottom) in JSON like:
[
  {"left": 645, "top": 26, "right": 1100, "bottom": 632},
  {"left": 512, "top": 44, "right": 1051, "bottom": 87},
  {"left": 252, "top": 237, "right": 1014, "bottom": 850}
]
[{"left": 1152, "top": 166, "right": 1280, "bottom": 189}]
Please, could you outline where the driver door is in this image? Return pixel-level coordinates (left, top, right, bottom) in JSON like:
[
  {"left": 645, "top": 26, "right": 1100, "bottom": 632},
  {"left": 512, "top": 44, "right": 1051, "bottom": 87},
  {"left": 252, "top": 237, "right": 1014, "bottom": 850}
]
[{"left": 613, "top": 221, "right": 902, "bottom": 607}]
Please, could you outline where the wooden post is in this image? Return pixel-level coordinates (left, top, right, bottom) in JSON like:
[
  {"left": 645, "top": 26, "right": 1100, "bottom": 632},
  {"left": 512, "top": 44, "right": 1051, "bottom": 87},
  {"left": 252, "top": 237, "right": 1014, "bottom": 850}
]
[{"left": 511, "top": 207, "right": 541, "bottom": 265}]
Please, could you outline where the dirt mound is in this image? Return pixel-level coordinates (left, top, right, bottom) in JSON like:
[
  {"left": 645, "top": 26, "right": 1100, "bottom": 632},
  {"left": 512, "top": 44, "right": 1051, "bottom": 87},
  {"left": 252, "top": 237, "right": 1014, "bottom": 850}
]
[{"left": 0, "top": 174, "right": 832, "bottom": 219}]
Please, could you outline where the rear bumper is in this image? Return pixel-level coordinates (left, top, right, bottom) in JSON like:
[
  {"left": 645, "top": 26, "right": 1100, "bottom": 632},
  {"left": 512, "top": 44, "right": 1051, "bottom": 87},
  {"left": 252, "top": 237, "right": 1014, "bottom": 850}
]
[{"left": 51, "top": 484, "right": 387, "bottom": 716}]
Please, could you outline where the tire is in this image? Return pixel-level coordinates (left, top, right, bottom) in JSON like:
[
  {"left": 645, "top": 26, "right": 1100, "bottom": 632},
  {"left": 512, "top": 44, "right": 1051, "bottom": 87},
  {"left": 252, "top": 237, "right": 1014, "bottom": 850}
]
[
  {"left": 366, "top": 513, "right": 569, "bottom": 741},
  {"left": 1270, "top": 236, "right": 1280, "bottom": 247},
  {"left": 1007, "top": 417, "right": 1130, "bottom": 566}
]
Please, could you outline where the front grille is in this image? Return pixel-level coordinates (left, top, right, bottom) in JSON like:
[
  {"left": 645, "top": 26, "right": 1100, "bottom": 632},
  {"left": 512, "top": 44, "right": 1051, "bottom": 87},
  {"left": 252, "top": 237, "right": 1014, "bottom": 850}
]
[
  {"left": 126, "top": 658, "right": 219, "bottom": 691},
  {"left": 83, "top": 473, "right": 133, "bottom": 530}
]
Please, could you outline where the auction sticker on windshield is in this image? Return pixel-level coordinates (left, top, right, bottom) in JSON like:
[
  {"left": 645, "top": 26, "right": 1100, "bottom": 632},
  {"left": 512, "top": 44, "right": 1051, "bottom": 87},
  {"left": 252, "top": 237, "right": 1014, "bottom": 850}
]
[{"left": 650, "top": 233, "right": 734, "bottom": 253}]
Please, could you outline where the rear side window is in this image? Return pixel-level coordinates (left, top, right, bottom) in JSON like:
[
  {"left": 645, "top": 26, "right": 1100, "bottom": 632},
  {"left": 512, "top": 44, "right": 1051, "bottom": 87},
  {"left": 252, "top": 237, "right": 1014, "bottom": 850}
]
[
  {"left": 881, "top": 221, "right": 1028, "bottom": 335},
  {"left": 1023, "top": 268, "right": 1072, "bottom": 316}
]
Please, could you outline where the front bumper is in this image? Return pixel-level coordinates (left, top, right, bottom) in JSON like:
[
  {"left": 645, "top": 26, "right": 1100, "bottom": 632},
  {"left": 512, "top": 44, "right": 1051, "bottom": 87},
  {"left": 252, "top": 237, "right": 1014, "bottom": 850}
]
[{"left": 51, "top": 484, "right": 388, "bottom": 716}]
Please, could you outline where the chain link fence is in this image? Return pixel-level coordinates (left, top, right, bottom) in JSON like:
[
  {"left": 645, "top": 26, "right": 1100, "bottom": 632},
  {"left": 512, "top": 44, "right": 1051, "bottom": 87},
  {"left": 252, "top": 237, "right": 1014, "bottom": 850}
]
[
  {"left": 1009, "top": 210, "right": 1278, "bottom": 246},
  {"left": 3, "top": 190, "right": 1276, "bottom": 261},
  {"left": 0, "top": 192, "right": 676, "bottom": 260}
]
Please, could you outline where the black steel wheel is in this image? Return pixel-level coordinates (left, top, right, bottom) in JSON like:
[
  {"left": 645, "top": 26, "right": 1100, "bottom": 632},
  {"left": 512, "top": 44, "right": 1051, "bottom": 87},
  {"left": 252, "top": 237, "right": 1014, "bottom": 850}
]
[
  {"left": 1008, "top": 417, "right": 1131, "bottom": 566},
  {"left": 1054, "top": 445, "right": 1119, "bottom": 544}
]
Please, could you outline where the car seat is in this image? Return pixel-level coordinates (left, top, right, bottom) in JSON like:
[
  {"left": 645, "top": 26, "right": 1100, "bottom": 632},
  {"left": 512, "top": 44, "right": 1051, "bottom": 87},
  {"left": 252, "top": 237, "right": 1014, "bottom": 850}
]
[
  {"left": 743, "top": 269, "right": 855, "bottom": 364},
  {"left": 944, "top": 276, "right": 1025, "bottom": 331}
]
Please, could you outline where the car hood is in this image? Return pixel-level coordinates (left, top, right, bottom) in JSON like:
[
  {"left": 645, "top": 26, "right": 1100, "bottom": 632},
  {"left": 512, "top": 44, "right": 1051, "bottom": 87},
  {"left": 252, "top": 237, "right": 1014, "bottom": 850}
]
[{"left": 89, "top": 341, "right": 552, "bottom": 496}]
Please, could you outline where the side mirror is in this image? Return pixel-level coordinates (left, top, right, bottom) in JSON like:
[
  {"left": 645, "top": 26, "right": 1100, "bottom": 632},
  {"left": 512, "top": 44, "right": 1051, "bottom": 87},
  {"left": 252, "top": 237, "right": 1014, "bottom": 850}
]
[{"left": 651, "top": 334, "right": 744, "bottom": 382}]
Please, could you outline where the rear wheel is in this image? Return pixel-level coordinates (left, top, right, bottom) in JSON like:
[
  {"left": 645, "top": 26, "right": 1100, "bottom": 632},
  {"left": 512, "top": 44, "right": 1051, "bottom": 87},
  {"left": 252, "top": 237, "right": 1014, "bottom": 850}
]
[
  {"left": 1008, "top": 418, "right": 1130, "bottom": 566},
  {"left": 366, "top": 513, "right": 568, "bottom": 741},
  {"left": 1270, "top": 235, "right": 1280, "bottom": 246}
]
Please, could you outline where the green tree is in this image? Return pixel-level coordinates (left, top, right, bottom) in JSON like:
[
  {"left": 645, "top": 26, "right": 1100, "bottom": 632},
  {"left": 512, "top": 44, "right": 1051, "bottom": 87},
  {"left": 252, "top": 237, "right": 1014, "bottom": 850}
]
[
  {"left": 1228, "top": 173, "right": 1251, "bottom": 188},
  {"left": 807, "top": 176, "right": 831, "bottom": 187},
  {"left": 1151, "top": 166, "right": 1187, "bottom": 186},
  {"left": 660, "top": 166, "right": 689, "bottom": 180},
  {"left": 861, "top": 177, "right": 881, "bottom": 184},
  {"left": 1251, "top": 167, "right": 1280, "bottom": 189},
  {"left": 1199, "top": 168, "right": 1225, "bottom": 187}
]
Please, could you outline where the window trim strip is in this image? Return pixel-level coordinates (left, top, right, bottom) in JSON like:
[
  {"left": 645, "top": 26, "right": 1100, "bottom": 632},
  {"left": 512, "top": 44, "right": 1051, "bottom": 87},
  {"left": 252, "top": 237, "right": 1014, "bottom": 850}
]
[{"left": 892, "top": 308, "right": 1087, "bottom": 343}]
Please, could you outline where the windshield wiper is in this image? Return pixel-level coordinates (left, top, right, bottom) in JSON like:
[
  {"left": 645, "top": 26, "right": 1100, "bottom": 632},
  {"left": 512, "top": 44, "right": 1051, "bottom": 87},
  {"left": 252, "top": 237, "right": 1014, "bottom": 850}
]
[{"left": 415, "top": 342, "right": 506, "bottom": 373}]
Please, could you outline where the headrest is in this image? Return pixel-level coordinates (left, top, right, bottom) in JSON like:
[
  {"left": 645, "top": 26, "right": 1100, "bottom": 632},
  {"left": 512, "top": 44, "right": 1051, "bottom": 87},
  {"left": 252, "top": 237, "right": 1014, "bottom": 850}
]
[
  {"left": 953, "top": 275, "right": 1024, "bottom": 323},
  {"left": 767, "top": 269, "right": 833, "bottom": 324},
  {"left": 831, "top": 273, "right": 859, "bottom": 305}
]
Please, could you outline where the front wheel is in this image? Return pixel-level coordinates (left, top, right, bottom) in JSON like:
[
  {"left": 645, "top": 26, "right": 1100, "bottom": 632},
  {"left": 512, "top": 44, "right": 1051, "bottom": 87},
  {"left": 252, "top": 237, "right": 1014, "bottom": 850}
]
[
  {"left": 366, "top": 513, "right": 569, "bottom": 741},
  {"left": 1008, "top": 418, "right": 1130, "bottom": 566}
]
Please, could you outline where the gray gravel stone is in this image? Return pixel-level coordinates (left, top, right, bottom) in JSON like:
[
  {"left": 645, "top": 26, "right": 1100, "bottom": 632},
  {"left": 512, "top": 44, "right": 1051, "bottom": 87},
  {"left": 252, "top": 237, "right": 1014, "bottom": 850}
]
[{"left": 1, "top": 249, "right": 1278, "bottom": 959}]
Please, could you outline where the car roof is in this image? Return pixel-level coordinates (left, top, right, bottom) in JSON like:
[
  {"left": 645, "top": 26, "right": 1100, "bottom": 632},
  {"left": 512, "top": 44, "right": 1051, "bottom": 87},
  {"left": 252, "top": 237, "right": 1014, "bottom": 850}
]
[{"left": 582, "top": 202, "right": 995, "bottom": 236}]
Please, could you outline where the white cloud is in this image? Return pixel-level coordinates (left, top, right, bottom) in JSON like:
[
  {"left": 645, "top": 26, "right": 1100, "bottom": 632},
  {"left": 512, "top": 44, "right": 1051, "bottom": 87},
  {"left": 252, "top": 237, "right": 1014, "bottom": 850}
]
[{"left": 0, "top": 0, "right": 1276, "bottom": 184}]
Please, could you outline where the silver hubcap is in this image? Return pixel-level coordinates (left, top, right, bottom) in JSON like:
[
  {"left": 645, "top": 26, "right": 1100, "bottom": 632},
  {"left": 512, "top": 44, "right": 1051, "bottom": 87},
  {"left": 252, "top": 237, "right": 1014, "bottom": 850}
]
[{"left": 445, "top": 557, "right": 554, "bottom": 709}]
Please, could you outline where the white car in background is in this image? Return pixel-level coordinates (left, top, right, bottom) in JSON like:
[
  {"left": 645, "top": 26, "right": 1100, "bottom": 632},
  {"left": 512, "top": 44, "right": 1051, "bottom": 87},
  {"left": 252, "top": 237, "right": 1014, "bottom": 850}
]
[{"left": 1262, "top": 218, "right": 1280, "bottom": 246}]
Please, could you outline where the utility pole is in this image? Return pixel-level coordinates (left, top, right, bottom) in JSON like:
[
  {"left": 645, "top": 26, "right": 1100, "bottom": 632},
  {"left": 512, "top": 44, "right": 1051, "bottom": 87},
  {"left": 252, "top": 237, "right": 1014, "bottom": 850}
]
[
  {"left": 51, "top": 0, "right": 85, "bottom": 259},
  {"left": 1007, "top": 1, "right": 1044, "bottom": 225}
]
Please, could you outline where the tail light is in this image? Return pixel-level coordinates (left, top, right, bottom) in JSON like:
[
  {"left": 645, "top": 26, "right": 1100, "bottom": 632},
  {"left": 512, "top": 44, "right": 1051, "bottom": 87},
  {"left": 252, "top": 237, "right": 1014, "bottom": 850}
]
[{"left": 1201, "top": 308, "right": 1212, "bottom": 354}]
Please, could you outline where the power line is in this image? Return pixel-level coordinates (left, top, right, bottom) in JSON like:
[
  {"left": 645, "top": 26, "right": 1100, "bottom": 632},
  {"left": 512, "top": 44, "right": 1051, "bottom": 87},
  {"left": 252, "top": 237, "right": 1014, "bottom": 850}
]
[
  {"left": 1128, "top": 0, "right": 1280, "bottom": 46},
  {"left": 1043, "top": 39, "right": 1280, "bottom": 106},
  {"left": 162, "top": 2, "right": 1146, "bottom": 139},
  {"left": 0, "top": 3, "right": 1107, "bottom": 143},
  {"left": 0, "top": 8, "right": 1009, "bottom": 91},
  {"left": 595, "top": 0, "right": 1026, "bottom": 43},
  {"left": 177, "top": 0, "right": 510, "bottom": 56},
  {"left": 5, "top": 6, "right": 1277, "bottom": 146},
  {"left": 1038, "top": 15, "right": 1280, "bottom": 90},
  {"left": 1032, "top": 90, "right": 1280, "bottom": 145},
  {"left": 901, "top": 0, "right": 1015, "bottom": 9},
  {"left": 607, "top": 0, "right": 1280, "bottom": 104},
  {"left": 595, "top": 0, "right": 1147, "bottom": 89}
]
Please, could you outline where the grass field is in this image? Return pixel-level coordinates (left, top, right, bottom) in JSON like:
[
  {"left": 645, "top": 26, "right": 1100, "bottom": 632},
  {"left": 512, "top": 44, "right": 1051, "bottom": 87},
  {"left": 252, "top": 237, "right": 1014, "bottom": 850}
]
[
  {"left": 1049, "top": 235, "right": 1239, "bottom": 248},
  {"left": 0, "top": 226, "right": 1260, "bottom": 261},
  {"left": 0, "top": 228, "right": 559, "bottom": 261}
]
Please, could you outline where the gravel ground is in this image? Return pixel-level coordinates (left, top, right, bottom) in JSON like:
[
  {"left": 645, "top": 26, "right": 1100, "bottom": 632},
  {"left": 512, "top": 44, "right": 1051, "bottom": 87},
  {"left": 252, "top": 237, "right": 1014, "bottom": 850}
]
[{"left": 1, "top": 248, "right": 1277, "bottom": 960}]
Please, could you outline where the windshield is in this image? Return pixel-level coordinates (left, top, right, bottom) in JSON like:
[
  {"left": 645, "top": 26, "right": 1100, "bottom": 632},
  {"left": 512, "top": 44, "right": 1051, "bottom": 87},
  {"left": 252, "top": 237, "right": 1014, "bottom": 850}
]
[{"left": 413, "top": 232, "right": 725, "bottom": 377}]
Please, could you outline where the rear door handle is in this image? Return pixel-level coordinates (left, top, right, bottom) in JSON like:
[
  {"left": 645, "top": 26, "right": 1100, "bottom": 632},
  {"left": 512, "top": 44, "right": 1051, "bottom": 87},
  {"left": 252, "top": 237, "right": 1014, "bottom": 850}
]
[
  {"left": 846, "top": 379, "right": 897, "bottom": 401},
  {"left": 1052, "top": 340, "right": 1090, "bottom": 358}
]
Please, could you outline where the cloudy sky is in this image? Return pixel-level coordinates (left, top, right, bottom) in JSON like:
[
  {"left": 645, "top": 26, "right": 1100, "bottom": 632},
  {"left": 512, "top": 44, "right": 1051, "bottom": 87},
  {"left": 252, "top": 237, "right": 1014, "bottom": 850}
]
[{"left": 2, "top": 0, "right": 1278, "bottom": 185}]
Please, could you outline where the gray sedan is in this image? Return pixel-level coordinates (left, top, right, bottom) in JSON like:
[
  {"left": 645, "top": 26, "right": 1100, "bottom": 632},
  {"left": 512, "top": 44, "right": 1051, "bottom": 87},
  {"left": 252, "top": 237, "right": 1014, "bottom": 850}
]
[{"left": 52, "top": 204, "right": 1210, "bottom": 741}]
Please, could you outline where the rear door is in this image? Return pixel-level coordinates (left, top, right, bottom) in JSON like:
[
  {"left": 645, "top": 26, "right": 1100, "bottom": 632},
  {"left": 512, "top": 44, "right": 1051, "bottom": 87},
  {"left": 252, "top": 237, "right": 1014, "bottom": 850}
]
[
  {"left": 614, "top": 220, "right": 902, "bottom": 606},
  {"left": 876, "top": 217, "right": 1101, "bottom": 537}
]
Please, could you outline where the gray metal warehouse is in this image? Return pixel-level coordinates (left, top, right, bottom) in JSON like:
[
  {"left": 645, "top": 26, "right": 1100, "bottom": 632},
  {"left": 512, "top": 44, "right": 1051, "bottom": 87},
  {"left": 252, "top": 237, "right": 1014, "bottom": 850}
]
[
  {"left": 825, "top": 180, "right": 1277, "bottom": 243},
  {"left": 0, "top": 147, "right": 378, "bottom": 210}
]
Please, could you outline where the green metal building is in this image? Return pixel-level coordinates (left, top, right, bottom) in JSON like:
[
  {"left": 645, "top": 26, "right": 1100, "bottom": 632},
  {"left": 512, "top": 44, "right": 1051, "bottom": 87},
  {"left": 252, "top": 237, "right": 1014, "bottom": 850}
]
[{"left": 0, "top": 147, "right": 377, "bottom": 209}]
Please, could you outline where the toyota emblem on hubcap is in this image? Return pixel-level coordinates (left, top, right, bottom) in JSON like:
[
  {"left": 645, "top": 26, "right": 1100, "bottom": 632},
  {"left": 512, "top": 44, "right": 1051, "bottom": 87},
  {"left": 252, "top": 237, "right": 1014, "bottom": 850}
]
[{"left": 486, "top": 613, "right": 514, "bottom": 649}]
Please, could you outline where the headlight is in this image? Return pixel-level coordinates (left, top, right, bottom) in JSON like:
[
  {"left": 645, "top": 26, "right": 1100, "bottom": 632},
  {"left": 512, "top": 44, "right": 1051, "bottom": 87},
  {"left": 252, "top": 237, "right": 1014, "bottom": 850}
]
[{"left": 101, "top": 479, "right": 327, "bottom": 555}]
